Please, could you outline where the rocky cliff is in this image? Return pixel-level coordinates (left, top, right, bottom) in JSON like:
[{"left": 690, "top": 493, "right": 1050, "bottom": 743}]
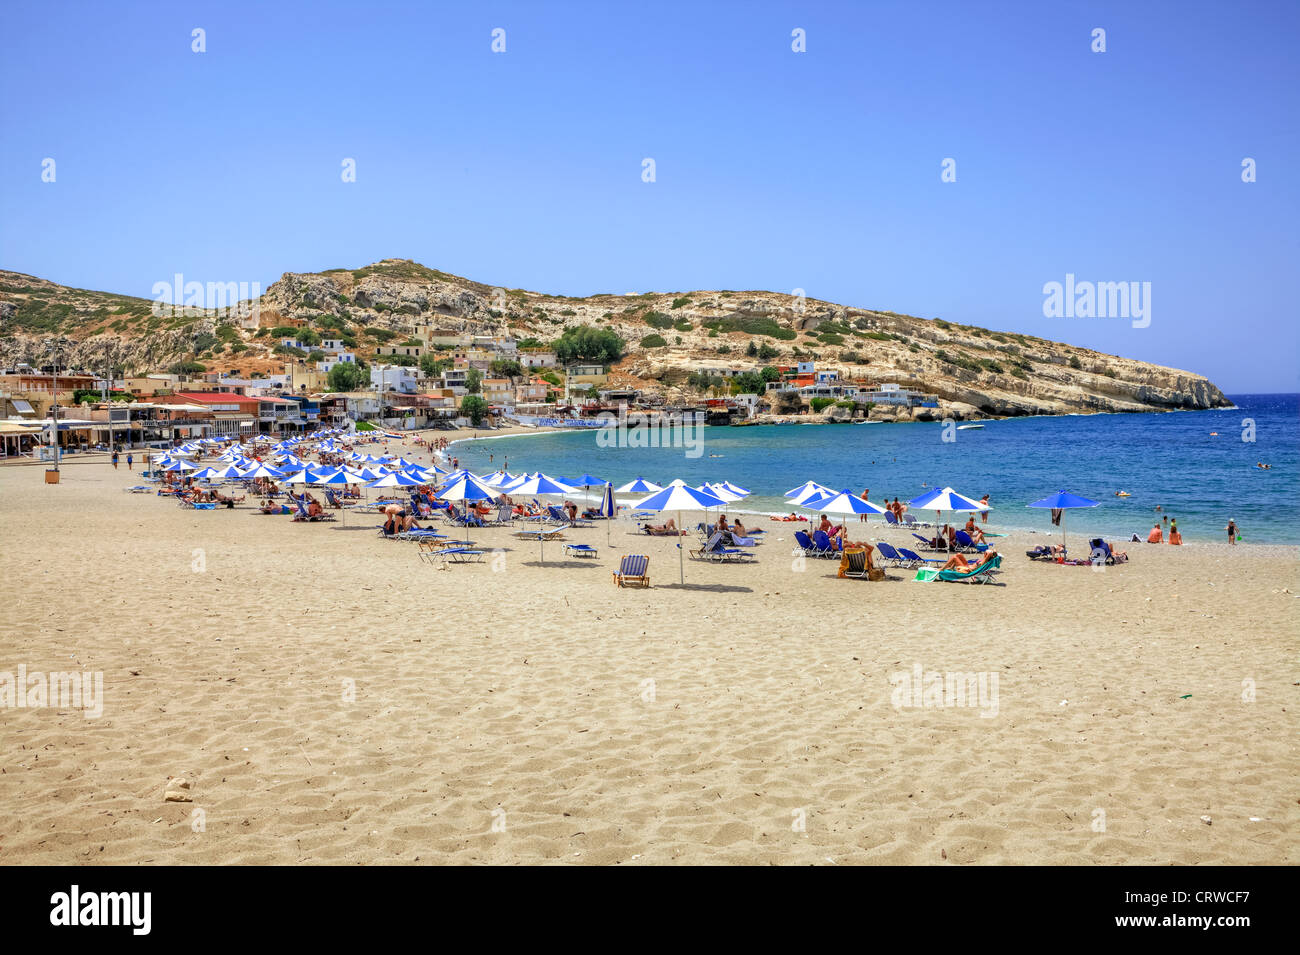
[{"left": 0, "top": 260, "right": 1231, "bottom": 417}]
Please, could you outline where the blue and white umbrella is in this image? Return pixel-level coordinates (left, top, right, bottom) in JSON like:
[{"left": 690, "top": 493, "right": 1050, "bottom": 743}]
[
  {"left": 631, "top": 481, "right": 728, "bottom": 584},
  {"left": 908, "top": 486, "right": 986, "bottom": 514},
  {"left": 806, "top": 488, "right": 887, "bottom": 517},
  {"left": 598, "top": 482, "right": 616, "bottom": 546},
  {"left": 1027, "top": 489, "right": 1098, "bottom": 550},
  {"left": 780, "top": 478, "right": 832, "bottom": 509},
  {"left": 242, "top": 463, "right": 286, "bottom": 480},
  {"left": 508, "top": 473, "right": 577, "bottom": 497},
  {"left": 785, "top": 480, "right": 832, "bottom": 502},
  {"left": 616, "top": 477, "right": 663, "bottom": 495},
  {"left": 481, "top": 470, "right": 517, "bottom": 488},
  {"left": 365, "top": 471, "right": 423, "bottom": 488},
  {"left": 437, "top": 473, "right": 498, "bottom": 542}
]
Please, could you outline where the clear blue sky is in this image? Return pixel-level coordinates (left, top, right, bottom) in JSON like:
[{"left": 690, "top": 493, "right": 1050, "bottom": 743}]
[{"left": 2, "top": 1, "right": 1296, "bottom": 392}]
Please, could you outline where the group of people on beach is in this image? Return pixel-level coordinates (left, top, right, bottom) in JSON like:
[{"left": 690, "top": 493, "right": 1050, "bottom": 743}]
[{"left": 1146, "top": 515, "right": 1183, "bottom": 545}]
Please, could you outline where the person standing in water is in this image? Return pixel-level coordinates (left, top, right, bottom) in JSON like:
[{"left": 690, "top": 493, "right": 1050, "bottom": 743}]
[{"left": 1226, "top": 518, "right": 1237, "bottom": 545}]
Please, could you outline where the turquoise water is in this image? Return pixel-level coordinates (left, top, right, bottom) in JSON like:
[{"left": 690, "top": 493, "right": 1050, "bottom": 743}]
[{"left": 450, "top": 394, "right": 1298, "bottom": 544}]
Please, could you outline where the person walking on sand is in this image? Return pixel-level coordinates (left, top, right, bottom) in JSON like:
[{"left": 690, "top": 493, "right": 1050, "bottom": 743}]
[
  {"left": 979, "top": 494, "right": 990, "bottom": 523},
  {"left": 859, "top": 488, "right": 870, "bottom": 523},
  {"left": 111, "top": 450, "right": 119, "bottom": 469},
  {"left": 1226, "top": 518, "right": 1237, "bottom": 545},
  {"left": 126, "top": 452, "right": 133, "bottom": 470}
]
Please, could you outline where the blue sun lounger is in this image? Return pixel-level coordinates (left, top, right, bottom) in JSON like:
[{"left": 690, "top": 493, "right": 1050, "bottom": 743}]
[{"left": 563, "top": 543, "right": 599, "bottom": 559}]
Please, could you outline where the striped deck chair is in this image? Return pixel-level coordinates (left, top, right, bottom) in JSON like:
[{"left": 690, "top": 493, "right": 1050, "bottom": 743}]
[
  {"left": 613, "top": 553, "right": 650, "bottom": 587},
  {"left": 840, "top": 548, "right": 870, "bottom": 578}
]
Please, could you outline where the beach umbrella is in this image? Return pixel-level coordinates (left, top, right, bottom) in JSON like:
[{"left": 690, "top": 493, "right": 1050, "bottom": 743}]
[
  {"left": 163, "top": 459, "right": 198, "bottom": 472},
  {"left": 785, "top": 480, "right": 832, "bottom": 501},
  {"left": 631, "top": 482, "right": 727, "bottom": 584},
  {"left": 365, "top": 471, "right": 423, "bottom": 489},
  {"left": 716, "top": 480, "right": 751, "bottom": 497},
  {"left": 616, "top": 477, "right": 663, "bottom": 495},
  {"left": 189, "top": 467, "right": 219, "bottom": 481},
  {"left": 699, "top": 481, "right": 747, "bottom": 503},
  {"left": 908, "top": 486, "right": 988, "bottom": 548},
  {"left": 787, "top": 481, "right": 836, "bottom": 507},
  {"left": 481, "top": 470, "right": 517, "bottom": 488},
  {"left": 242, "top": 463, "right": 286, "bottom": 480},
  {"left": 506, "top": 473, "right": 579, "bottom": 561},
  {"left": 208, "top": 464, "right": 247, "bottom": 480},
  {"left": 1027, "top": 489, "right": 1099, "bottom": 553},
  {"left": 598, "top": 482, "right": 616, "bottom": 547},
  {"left": 438, "top": 473, "right": 498, "bottom": 543},
  {"left": 808, "top": 488, "right": 888, "bottom": 519}
]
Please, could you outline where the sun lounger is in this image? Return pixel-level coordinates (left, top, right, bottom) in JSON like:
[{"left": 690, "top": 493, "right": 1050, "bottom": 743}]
[
  {"left": 125, "top": 485, "right": 152, "bottom": 494},
  {"left": 954, "top": 530, "right": 988, "bottom": 553},
  {"left": 935, "top": 554, "right": 1003, "bottom": 583},
  {"left": 513, "top": 525, "right": 569, "bottom": 542},
  {"left": 563, "top": 543, "right": 599, "bottom": 559},
  {"left": 691, "top": 531, "right": 755, "bottom": 562},
  {"left": 902, "top": 513, "right": 930, "bottom": 530},
  {"left": 874, "top": 542, "right": 909, "bottom": 566},
  {"left": 884, "top": 511, "right": 903, "bottom": 529},
  {"left": 812, "top": 530, "right": 841, "bottom": 558},
  {"left": 912, "top": 532, "right": 944, "bottom": 551},
  {"left": 898, "top": 546, "right": 943, "bottom": 566},
  {"left": 420, "top": 543, "right": 485, "bottom": 564},
  {"left": 612, "top": 553, "right": 650, "bottom": 587}
]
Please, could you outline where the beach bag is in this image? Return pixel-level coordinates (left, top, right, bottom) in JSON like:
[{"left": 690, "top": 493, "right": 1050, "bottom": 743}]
[{"left": 868, "top": 567, "right": 885, "bottom": 581}]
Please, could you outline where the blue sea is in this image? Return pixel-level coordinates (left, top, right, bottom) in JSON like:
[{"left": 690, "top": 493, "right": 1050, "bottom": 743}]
[{"left": 450, "top": 394, "right": 1298, "bottom": 545}]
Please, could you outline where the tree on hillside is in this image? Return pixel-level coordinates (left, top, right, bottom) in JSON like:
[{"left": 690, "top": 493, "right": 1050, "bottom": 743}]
[
  {"left": 327, "top": 361, "right": 368, "bottom": 391},
  {"left": 465, "top": 368, "right": 483, "bottom": 394},
  {"left": 490, "top": 358, "right": 522, "bottom": 378},
  {"left": 461, "top": 395, "right": 489, "bottom": 426},
  {"left": 419, "top": 353, "right": 451, "bottom": 377},
  {"left": 553, "top": 326, "right": 623, "bottom": 365}
]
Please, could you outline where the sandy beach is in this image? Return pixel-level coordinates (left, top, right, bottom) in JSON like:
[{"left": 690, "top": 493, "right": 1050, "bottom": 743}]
[{"left": 1, "top": 445, "right": 1296, "bottom": 866}]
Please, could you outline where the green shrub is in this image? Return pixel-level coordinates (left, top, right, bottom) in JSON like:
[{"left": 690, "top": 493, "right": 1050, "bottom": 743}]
[
  {"left": 810, "top": 397, "right": 834, "bottom": 412},
  {"left": 640, "top": 334, "right": 667, "bottom": 348},
  {"left": 670, "top": 297, "right": 691, "bottom": 309},
  {"left": 702, "top": 315, "right": 796, "bottom": 340},
  {"left": 644, "top": 311, "right": 674, "bottom": 330}
]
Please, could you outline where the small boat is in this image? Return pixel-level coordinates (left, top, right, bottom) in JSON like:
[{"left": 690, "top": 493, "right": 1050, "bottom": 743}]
[{"left": 957, "top": 424, "right": 984, "bottom": 430}]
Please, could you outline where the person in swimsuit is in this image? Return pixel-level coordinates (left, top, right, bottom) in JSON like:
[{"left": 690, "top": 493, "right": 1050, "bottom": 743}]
[{"left": 1226, "top": 518, "right": 1237, "bottom": 545}]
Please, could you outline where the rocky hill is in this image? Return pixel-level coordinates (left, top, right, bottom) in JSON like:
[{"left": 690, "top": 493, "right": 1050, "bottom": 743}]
[{"left": 0, "top": 260, "right": 1230, "bottom": 417}]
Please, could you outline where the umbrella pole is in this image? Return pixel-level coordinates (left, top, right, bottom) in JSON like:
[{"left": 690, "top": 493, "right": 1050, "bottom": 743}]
[{"left": 678, "top": 509, "right": 685, "bottom": 584}]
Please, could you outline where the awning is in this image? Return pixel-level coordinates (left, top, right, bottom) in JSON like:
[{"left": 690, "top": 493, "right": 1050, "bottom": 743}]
[
  {"left": 10, "top": 400, "right": 34, "bottom": 415},
  {"left": 0, "top": 421, "right": 43, "bottom": 435}
]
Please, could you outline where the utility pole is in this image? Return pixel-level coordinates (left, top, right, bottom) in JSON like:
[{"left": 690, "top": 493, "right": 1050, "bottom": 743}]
[{"left": 50, "top": 337, "right": 61, "bottom": 471}]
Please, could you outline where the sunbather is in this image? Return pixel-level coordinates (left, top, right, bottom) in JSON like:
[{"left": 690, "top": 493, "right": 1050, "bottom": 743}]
[
  {"left": 646, "top": 518, "right": 679, "bottom": 535},
  {"left": 938, "top": 549, "right": 999, "bottom": 572},
  {"left": 1147, "top": 523, "right": 1163, "bottom": 543},
  {"left": 964, "top": 517, "right": 986, "bottom": 544}
]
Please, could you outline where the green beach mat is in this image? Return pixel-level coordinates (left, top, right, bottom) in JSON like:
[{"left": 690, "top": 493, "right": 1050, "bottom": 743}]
[{"left": 913, "top": 568, "right": 940, "bottom": 582}]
